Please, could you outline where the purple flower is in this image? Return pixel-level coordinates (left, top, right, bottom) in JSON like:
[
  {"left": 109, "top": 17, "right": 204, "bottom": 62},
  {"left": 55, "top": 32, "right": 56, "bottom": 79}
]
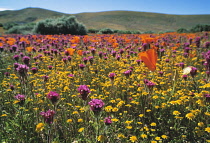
[
  {"left": 4, "top": 72, "right": 10, "bottom": 77},
  {"left": 88, "top": 99, "right": 105, "bottom": 114},
  {"left": 204, "top": 94, "right": 210, "bottom": 102},
  {"left": 158, "top": 71, "right": 164, "bottom": 77},
  {"left": 83, "top": 57, "right": 88, "bottom": 64},
  {"left": 79, "top": 64, "right": 86, "bottom": 70},
  {"left": 190, "top": 67, "right": 197, "bottom": 78},
  {"left": 88, "top": 56, "right": 94, "bottom": 64},
  {"left": 179, "top": 62, "right": 185, "bottom": 69},
  {"left": 15, "top": 94, "right": 25, "bottom": 101},
  {"left": 48, "top": 65, "right": 53, "bottom": 70},
  {"left": 13, "top": 55, "right": 19, "bottom": 62},
  {"left": 109, "top": 73, "right": 116, "bottom": 81},
  {"left": 144, "top": 79, "right": 156, "bottom": 89},
  {"left": 15, "top": 94, "right": 26, "bottom": 105},
  {"left": 104, "top": 116, "right": 112, "bottom": 125},
  {"left": 31, "top": 67, "right": 38, "bottom": 74},
  {"left": 22, "top": 56, "right": 30, "bottom": 65},
  {"left": 62, "top": 58, "right": 67, "bottom": 64},
  {"left": 43, "top": 75, "right": 49, "bottom": 82},
  {"left": 16, "top": 64, "right": 29, "bottom": 77},
  {"left": 124, "top": 70, "right": 132, "bottom": 78},
  {"left": 77, "top": 85, "right": 90, "bottom": 100},
  {"left": 10, "top": 85, "right": 15, "bottom": 90},
  {"left": 40, "top": 109, "right": 56, "bottom": 124},
  {"left": 47, "top": 91, "right": 60, "bottom": 104},
  {"left": 182, "top": 75, "right": 188, "bottom": 80},
  {"left": 0, "top": 46, "right": 4, "bottom": 52}
]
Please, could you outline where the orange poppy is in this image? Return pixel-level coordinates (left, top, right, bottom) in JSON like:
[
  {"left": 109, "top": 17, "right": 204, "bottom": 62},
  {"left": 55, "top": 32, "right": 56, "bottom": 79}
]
[
  {"left": 77, "top": 50, "right": 83, "bottom": 56},
  {"left": 138, "top": 48, "right": 157, "bottom": 71},
  {"left": 26, "top": 47, "right": 33, "bottom": 52},
  {"left": 66, "top": 48, "right": 75, "bottom": 55}
]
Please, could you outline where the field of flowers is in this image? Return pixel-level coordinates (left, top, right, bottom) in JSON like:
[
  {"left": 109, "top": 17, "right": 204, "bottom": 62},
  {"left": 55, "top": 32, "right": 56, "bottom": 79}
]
[{"left": 0, "top": 32, "right": 210, "bottom": 143}]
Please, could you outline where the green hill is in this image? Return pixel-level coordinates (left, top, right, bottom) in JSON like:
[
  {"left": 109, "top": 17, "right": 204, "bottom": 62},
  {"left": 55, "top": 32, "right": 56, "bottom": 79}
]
[{"left": 0, "top": 7, "right": 210, "bottom": 32}]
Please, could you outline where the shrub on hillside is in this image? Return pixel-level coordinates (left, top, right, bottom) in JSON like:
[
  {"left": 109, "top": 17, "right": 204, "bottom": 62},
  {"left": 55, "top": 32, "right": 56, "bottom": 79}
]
[
  {"left": 190, "top": 24, "right": 210, "bottom": 33},
  {"left": 5, "top": 23, "right": 35, "bottom": 34},
  {"left": 177, "top": 28, "right": 189, "bottom": 33},
  {"left": 98, "top": 28, "right": 114, "bottom": 34},
  {"left": 3, "top": 22, "right": 19, "bottom": 30},
  {"left": 88, "top": 29, "right": 100, "bottom": 33},
  {"left": 33, "top": 16, "right": 87, "bottom": 35},
  {"left": 0, "top": 23, "right": 3, "bottom": 27}
]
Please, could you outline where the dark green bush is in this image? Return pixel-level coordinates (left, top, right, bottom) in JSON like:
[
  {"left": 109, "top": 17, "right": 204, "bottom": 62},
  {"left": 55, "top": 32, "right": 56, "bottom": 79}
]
[
  {"left": 0, "top": 23, "right": 3, "bottom": 27},
  {"left": 3, "top": 22, "right": 18, "bottom": 30},
  {"left": 177, "top": 28, "right": 189, "bottom": 33},
  {"left": 98, "top": 28, "right": 114, "bottom": 34},
  {"left": 33, "top": 16, "right": 87, "bottom": 35},
  {"left": 88, "top": 29, "right": 100, "bottom": 33},
  {"left": 5, "top": 23, "right": 36, "bottom": 34},
  {"left": 143, "top": 31, "right": 154, "bottom": 34},
  {"left": 190, "top": 24, "right": 210, "bottom": 33}
]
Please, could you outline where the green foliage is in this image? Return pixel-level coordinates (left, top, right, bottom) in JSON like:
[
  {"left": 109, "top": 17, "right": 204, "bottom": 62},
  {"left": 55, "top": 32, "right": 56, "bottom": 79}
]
[
  {"left": 5, "top": 23, "right": 35, "bottom": 34},
  {"left": 33, "top": 16, "right": 87, "bottom": 35},
  {"left": 159, "top": 30, "right": 175, "bottom": 34},
  {"left": 3, "top": 22, "right": 19, "bottom": 30},
  {"left": 190, "top": 24, "right": 210, "bottom": 33},
  {"left": 88, "top": 29, "right": 100, "bottom": 33},
  {"left": 177, "top": 28, "right": 189, "bottom": 33},
  {"left": 143, "top": 31, "right": 154, "bottom": 34},
  {"left": 98, "top": 28, "right": 114, "bottom": 34},
  {"left": 0, "top": 23, "right": 3, "bottom": 27}
]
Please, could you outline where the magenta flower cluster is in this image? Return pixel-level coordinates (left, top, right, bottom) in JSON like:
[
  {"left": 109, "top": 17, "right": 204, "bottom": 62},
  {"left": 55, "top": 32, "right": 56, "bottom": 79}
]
[
  {"left": 88, "top": 99, "right": 105, "bottom": 114},
  {"left": 77, "top": 85, "right": 91, "bottom": 100},
  {"left": 40, "top": 109, "right": 56, "bottom": 124},
  {"left": 47, "top": 91, "right": 60, "bottom": 104}
]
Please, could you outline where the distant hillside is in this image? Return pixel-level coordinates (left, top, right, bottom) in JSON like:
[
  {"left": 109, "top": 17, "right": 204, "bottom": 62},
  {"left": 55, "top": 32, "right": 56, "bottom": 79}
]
[
  {"left": 0, "top": 7, "right": 210, "bottom": 32},
  {"left": 0, "top": 7, "right": 68, "bottom": 24}
]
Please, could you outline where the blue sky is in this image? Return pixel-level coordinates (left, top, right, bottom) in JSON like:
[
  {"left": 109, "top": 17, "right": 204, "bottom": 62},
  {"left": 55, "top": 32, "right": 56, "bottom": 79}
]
[{"left": 0, "top": 0, "right": 210, "bottom": 15}]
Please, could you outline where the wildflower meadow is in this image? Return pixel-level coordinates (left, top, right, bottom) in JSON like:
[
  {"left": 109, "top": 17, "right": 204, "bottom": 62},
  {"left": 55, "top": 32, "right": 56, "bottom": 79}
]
[{"left": 0, "top": 32, "right": 210, "bottom": 143}]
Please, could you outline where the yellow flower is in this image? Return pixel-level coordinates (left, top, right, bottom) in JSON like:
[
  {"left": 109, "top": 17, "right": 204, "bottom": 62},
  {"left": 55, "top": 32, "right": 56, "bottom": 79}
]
[
  {"left": 77, "top": 119, "right": 83, "bottom": 122},
  {"left": 78, "top": 127, "right": 84, "bottom": 132},
  {"left": 112, "top": 107, "right": 119, "bottom": 112},
  {"left": 151, "top": 141, "right": 157, "bottom": 143},
  {"left": 66, "top": 119, "right": 73, "bottom": 123},
  {"left": 205, "top": 127, "right": 210, "bottom": 133},
  {"left": 126, "top": 126, "right": 132, "bottom": 129},
  {"left": 35, "top": 123, "right": 45, "bottom": 132},
  {"left": 141, "top": 134, "right": 147, "bottom": 139},
  {"left": 150, "top": 122, "right": 156, "bottom": 126},
  {"left": 1, "top": 114, "right": 7, "bottom": 117},
  {"left": 198, "top": 122, "right": 204, "bottom": 127},
  {"left": 118, "top": 133, "right": 126, "bottom": 138},
  {"left": 125, "top": 120, "right": 133, "bottom": 125},
  {"left": 185, "top": 113, "right": 195, "bottom": 120},
  {"left": 111, "top": 118, "right": 119, "bottom": 122},
  {"left": 97, "top": 135, "right": 105, "bottom": 142},
  {"left": 104, "top": 106, "right": 112, "bottom": 112},
  {"left": 139, "top": 114, "right": 144, "bottom": 117},
  {"left": 161, "top": 135, "right": 168, "bottom": 139},
  {"left": 146, "top": 109, "right": 151, "bottom": 112},
  {"left": 173, "top": 111, "right": 181, "bottom": 116},
  {"left": 155, "top": 137, "right": 161, "bottom": 141},
  {"left": 130, "top": 136, "right": 137, "bottom": 142}
]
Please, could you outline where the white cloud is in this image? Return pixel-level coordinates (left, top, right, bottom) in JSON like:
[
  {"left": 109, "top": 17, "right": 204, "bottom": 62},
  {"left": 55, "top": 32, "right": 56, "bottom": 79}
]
[{"left": 0, "top": 8, "right": 13, "bottom": 11}]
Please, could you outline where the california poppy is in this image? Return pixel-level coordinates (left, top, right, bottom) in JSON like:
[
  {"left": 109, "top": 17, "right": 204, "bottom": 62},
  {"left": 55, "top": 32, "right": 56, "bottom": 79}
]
[
  {"left": 26, "top": 47, "right": 33, "bottom": 52},
  {"left": 138, "top": 49, "right": 157, "bottom": 71},
  {"left": 77, "top": 50, "right": 83, "bottom": 56},
  {"left": 66, "top": 48, "right": 75, "bottom": 56}
]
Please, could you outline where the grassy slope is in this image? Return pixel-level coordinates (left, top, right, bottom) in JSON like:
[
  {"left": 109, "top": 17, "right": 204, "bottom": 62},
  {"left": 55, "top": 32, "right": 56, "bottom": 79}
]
[
  {"left": 0, "top": 8, "right": 210, "bottom": 32},
  {"left": 75, "top": 11, "right": 210, "bottom": 32}
]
